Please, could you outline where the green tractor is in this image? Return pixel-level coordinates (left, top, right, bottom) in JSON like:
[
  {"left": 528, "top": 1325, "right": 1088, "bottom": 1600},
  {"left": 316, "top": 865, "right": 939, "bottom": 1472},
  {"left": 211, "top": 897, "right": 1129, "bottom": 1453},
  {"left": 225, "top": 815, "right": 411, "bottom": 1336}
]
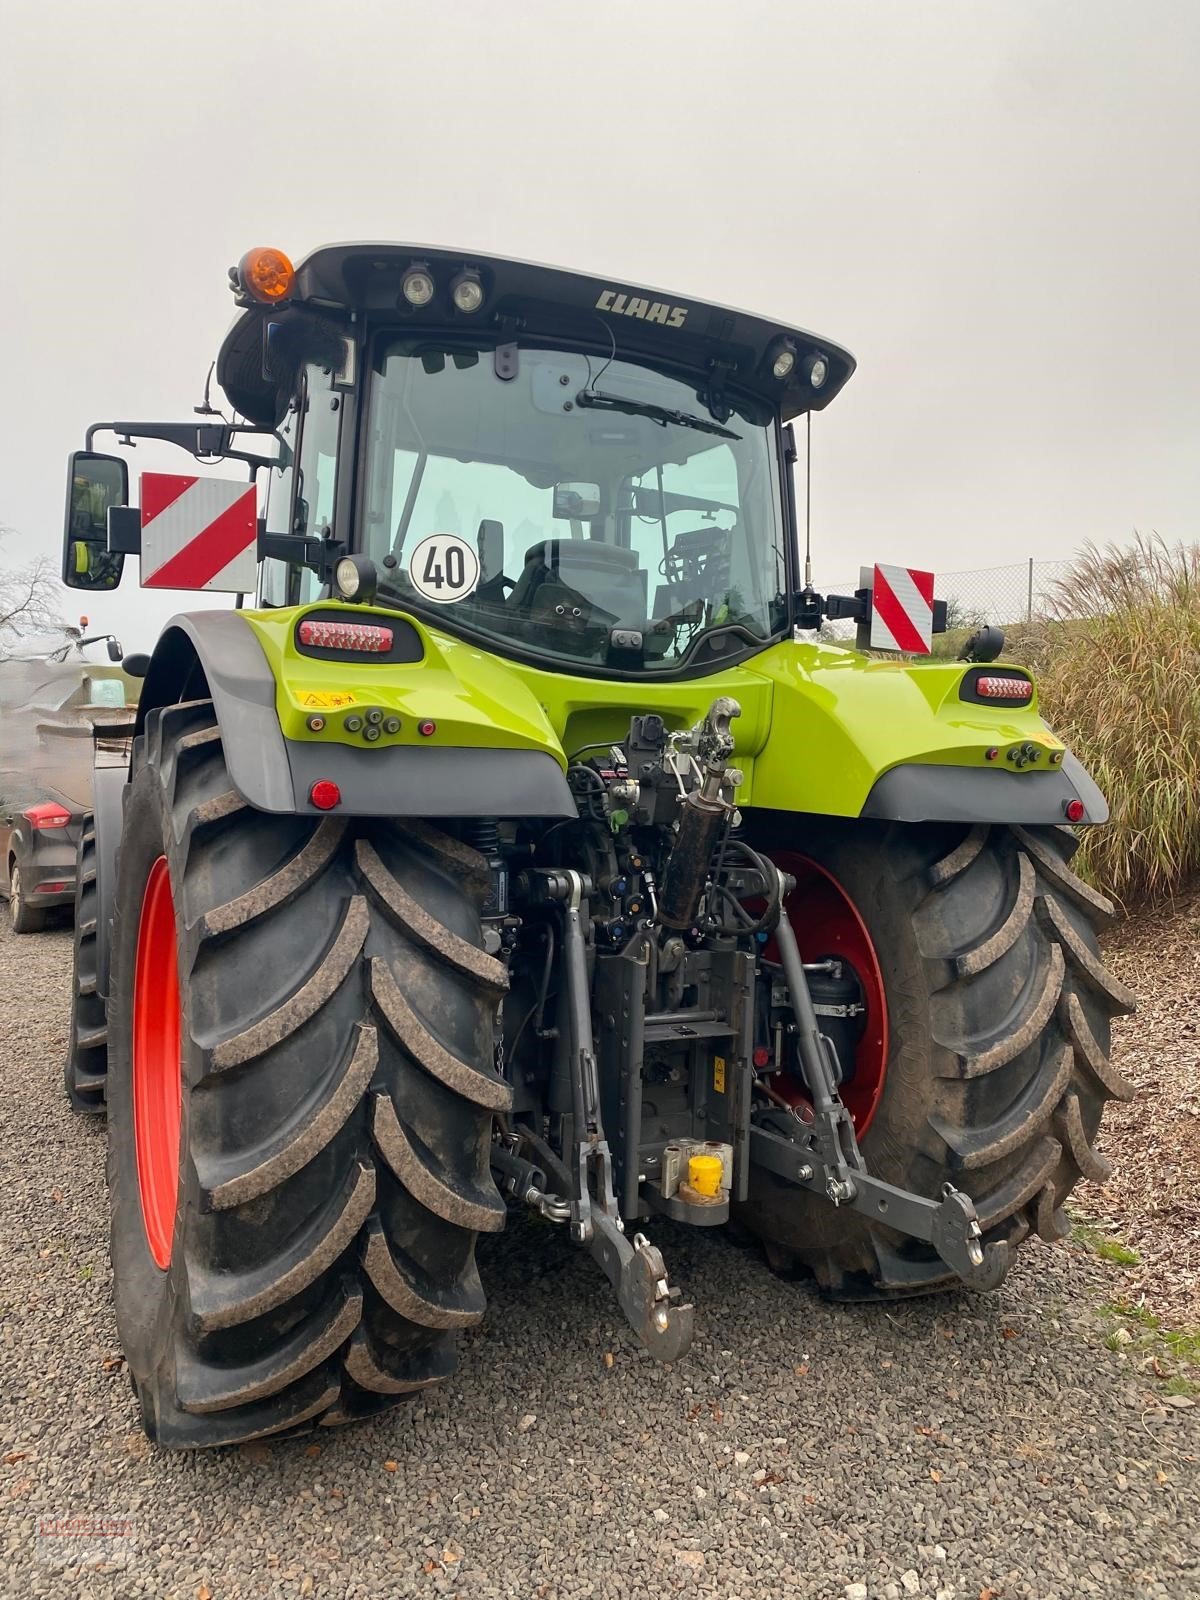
[{"left": 59, "top": 244, "right": 1134, "bottom": 1448}]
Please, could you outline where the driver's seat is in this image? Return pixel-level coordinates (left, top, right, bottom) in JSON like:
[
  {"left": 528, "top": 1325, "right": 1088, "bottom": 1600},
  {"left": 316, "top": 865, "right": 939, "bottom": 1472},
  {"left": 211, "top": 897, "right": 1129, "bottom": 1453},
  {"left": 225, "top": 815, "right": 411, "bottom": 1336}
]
[{"left": 509, "top": 539, "right": 646, "bottom": 621}]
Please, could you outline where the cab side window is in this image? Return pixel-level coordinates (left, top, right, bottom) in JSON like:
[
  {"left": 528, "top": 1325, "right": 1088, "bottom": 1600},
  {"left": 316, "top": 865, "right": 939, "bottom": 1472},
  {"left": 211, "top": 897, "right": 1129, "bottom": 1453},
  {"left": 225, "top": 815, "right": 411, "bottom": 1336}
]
[
  {"left": 258, "top": 405, "right": 297, "bottom": 607},
  {"left": 296, "top": 365, "right": 340, "bottom": 542},
  {"left": 257, "top": 364, "right": 340, "bottom": 608}
]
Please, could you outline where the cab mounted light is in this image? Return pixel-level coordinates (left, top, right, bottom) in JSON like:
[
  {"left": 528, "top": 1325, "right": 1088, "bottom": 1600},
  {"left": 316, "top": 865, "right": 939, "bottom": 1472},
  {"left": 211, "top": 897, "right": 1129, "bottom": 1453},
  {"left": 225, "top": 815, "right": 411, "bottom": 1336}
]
[
  {"left": 768, "top": 339, "right": 797, "bottom": 380},
  {"left": 334, "top": 554, "right": 378, "bottom": 604},
  {"left": 401, "top": 264, "right": 436, "bottom": 307},
  {"left": 236, "top": 247, "right": 295, "bottom": 304},
  {"left": 450, "top": 268, "right": 485, "bottom": 314},
  {"left": 800, "top": 352, "right": 829, "bottom": 390}
]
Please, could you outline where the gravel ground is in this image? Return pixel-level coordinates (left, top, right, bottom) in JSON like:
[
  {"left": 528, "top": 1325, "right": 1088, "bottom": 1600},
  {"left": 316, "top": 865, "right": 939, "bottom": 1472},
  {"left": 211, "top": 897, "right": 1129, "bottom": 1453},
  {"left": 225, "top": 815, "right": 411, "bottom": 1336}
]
[
  {"left": 1077, "top": 883, "right": 1200, "bottom": 1326},
  {"left": 1, "top": 914, "right": 1198, "bottom": 1600}
]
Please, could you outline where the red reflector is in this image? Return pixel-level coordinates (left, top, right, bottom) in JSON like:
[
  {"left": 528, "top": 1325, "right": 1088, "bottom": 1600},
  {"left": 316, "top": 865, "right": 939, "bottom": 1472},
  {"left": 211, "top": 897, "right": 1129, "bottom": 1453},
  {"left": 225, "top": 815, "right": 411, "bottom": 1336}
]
[
  {"left": 976, "top": 676, "right": 1033, "bottom": 700},
  {"left": 1063, "top": 798, "right": 1086, "bottom": 823},
  {"left": 36, "top": 881, "right": 69, "bottom": 895},
  {"left": 752, "top": 1046, "right": 771, "bottom": 1069},
  {"left": 298, "top": 619, "right": 393, "bottom": 653},
  {"left": 418, "top": 719, "right": 437, "bottom": 738},
  {"left": 24, "top": 802, "right": 72, "bottom": 830},
  {"left": 309, "top": 780, "right": 342, "bottom": 811}
]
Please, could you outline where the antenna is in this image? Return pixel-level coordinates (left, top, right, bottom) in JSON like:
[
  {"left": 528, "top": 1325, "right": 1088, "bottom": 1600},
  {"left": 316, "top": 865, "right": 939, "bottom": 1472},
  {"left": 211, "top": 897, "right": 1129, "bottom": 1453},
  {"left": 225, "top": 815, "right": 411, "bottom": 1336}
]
[
  {"left": 804, "top": 410, "right": 812, "bottom": 590},
  {"left": 194, "top": 361, "right": 220, "bottom": 418}
]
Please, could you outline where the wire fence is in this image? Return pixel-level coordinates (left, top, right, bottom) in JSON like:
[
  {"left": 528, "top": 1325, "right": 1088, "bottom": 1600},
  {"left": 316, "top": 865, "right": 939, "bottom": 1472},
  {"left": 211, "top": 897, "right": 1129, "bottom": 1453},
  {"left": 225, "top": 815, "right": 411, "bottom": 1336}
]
[{"left": 825, "top": 558, "right": 1077, "bottom": 630}]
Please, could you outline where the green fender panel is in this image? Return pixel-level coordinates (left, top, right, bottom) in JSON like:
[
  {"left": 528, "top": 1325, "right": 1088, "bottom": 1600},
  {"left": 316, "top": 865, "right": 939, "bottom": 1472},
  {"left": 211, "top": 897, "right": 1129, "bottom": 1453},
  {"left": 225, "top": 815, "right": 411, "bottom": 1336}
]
[
  {"left": 139, "top": 610, "right": 576, "bottom": 816},
  {"left": 739, "top": 638, "right": 1094, "bottom": 820},
  {"left": 140, "top": 606, "right": 1103, "bottom": 825}
]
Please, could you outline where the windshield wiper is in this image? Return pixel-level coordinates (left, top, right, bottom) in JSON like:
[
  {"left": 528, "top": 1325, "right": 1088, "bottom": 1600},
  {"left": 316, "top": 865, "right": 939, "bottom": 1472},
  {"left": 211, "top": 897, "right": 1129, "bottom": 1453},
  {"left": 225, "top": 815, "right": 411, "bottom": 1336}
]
[{"left": 575, "top": 388, "right": 740, "bottom": 440}]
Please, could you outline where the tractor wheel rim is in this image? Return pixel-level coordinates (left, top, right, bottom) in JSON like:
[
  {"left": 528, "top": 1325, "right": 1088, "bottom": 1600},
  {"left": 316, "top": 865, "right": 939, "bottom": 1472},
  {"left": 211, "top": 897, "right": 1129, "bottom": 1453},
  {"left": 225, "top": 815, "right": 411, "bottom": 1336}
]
[
  {"left": 132, "top": 856, "right": 181, "bottom": 1270},
  {"left": 9, "top": 866, "right": 20, "bottom": 925},
  {"left": 770, "top": 852, "right": 889, "bottom": 1138}
]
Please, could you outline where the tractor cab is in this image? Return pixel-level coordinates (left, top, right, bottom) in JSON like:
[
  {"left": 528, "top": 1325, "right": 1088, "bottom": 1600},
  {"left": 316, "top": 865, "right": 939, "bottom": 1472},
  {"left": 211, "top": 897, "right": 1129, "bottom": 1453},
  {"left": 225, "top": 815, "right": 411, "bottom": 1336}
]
[{"left": 62, "top": 243, "right": 864, "bottom": 676}]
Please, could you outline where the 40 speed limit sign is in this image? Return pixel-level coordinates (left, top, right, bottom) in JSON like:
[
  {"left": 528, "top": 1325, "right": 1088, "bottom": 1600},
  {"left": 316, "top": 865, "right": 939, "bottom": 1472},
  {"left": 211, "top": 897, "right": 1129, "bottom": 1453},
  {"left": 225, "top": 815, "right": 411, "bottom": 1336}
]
[{"left": 407, "top": 533, "right": 480, "bottom": 604}]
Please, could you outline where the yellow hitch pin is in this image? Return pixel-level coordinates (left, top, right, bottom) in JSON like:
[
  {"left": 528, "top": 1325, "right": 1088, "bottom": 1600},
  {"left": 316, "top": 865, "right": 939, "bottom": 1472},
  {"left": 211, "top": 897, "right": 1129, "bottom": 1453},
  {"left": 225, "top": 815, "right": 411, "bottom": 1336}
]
[{"left": 688, "top": 1153, "right": 723, "bottom": 1198}]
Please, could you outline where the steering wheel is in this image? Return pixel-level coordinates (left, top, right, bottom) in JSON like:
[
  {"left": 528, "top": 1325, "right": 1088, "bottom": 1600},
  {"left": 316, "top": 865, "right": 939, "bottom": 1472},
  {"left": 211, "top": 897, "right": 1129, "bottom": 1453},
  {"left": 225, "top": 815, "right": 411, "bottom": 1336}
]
[{"left": 660, "top": 527, "right": 729, "bottom": 588}]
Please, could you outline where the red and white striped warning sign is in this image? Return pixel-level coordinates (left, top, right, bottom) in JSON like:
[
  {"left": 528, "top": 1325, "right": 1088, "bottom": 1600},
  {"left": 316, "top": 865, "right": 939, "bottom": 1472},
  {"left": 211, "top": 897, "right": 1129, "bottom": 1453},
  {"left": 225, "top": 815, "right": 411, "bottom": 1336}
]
[
  {"left": 869, "top": 563, "right": 935, "bottom": 654},
  {"left": 139, "top": 473, "right": 258, "bottom": 592}
]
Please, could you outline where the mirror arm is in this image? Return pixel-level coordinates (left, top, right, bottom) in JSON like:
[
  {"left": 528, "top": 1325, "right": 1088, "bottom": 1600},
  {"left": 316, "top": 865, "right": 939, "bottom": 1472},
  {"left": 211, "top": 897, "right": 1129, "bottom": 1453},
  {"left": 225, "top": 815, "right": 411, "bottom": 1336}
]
[
  {"left": 258, "top": 522, "right": 347, "bottom": 585},
  {"left": 84, "top": 421, "right": 281, "bottom": 473}
]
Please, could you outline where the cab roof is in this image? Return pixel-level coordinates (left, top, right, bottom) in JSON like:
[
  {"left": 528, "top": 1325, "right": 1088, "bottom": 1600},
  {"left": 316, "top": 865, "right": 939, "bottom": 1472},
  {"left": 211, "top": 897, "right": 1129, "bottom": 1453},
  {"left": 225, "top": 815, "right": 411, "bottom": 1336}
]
[{"left": 219, "top": 241, "right": 856, "bottom": 426}]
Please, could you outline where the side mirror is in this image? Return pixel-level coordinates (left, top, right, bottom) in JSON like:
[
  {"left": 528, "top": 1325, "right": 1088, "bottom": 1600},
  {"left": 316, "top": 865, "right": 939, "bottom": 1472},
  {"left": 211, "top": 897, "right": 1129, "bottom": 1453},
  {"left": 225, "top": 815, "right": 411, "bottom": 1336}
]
[
  {"left": 553, "top": 482, "right": 602, "bottom": 520},
  {"left": 105, "top": 636, "right": 124, "bottom": 662},
  {"left": 122, "top": 652, "right": 151, "bottom": 679},
  {"left": 62, "top": 451, "right": 128, "bottom": 591}
]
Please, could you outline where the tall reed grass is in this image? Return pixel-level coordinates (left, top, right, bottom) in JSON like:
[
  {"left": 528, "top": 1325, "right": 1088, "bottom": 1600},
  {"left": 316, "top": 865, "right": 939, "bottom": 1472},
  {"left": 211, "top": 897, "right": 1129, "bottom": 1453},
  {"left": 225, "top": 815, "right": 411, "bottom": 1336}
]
[{"left": 1010, "top": 534, "right": 1200, "bottom": 903}]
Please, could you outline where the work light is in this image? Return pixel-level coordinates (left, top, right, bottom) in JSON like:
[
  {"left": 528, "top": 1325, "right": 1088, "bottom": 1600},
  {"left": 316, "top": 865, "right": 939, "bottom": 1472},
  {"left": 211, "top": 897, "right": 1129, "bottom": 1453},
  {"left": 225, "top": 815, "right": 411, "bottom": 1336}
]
[
  {"left": 334, "top": 554, "right": 378, "bottom": 603},
  {"left": 401, "top": 266, "right": 436, "bottom": 307},
  {"left": 451, "top": 270, "right": 485, "bottom": 314},
  {"left": 802, "top": 353, "right": 829, "bottom": 389},
  {"left": 771, "top": 340, "right": 800, "bottom": 380}
]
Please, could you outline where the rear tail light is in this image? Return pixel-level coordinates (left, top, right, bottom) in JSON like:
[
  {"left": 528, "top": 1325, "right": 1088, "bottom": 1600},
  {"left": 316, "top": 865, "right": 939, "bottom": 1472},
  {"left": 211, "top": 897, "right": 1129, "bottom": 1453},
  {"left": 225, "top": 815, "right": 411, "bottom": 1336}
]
[
  {"left": 297, "top": 619, "right": 394, "bottom": 653},
  {"left": 24, "top": 802, "right": 72, "bottom": 830},
  {"left": 959, "top": 668, "right": 1035, "bottom": 706},
  {"left": 975, "top": 676, "right": 1033, "bottom": 700}
]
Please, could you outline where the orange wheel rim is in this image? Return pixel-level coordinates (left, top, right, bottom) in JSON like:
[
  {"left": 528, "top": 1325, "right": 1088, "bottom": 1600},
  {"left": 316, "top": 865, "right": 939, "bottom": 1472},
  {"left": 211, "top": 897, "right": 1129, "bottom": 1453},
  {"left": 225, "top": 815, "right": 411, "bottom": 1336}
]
[
  {"left": 768, "top": 852, "right": 889, "bottom": 1138},
  {"left": 132, "top": 856, "right": 181, "bottom": 1269}
]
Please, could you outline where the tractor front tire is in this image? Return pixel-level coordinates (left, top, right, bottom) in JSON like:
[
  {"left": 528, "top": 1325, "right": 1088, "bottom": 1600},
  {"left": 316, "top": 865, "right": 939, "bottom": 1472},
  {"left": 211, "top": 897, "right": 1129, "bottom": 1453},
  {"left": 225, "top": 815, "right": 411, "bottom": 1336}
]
[
  {"left": 64, "top": 817, "right": 109, "bottom": 1114},
  {"left": 107, "top": 701, "right": 509, "bottom": 1447},
  {"left": 738, "top": 818, "right": 1135, "bottom": 1298}
]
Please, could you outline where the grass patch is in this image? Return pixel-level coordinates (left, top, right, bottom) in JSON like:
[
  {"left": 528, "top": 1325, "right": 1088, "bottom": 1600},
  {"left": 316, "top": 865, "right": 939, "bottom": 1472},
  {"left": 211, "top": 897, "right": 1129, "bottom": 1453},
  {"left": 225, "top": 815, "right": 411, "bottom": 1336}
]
[
  {"left": 896, "top": 536, "right": 1200, "bottom": 899},
  {"left": 1162, "top": 1327, "right": 1200, "bottom": 1365},
  {"left": 1101, "top": 1298, "right": 1159, "bottom": 1329},
  {"left": 1072, "top": 1223, "right": 1140, "bottom": 1266},
  {"left": 1100, "top": 1301, "right": 1200, "bottom": 1395},
  {"left": 1006, "top": 535, "right": 1200, "bottom": 902}
]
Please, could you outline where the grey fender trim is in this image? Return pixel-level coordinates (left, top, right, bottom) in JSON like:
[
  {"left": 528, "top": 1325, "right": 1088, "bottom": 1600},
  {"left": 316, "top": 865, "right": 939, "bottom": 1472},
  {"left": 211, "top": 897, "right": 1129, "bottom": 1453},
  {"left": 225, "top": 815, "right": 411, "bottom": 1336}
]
[
  {"left": 138, "top": 612, "right": 576, "bottom": 819},
  {"left": 286, "top": 741, "right": 575, "bottom": 818},
  {"left": 860, "top": 753, "right": 1108, "bottom": 826},
  {"left": 139, "top": 612, "right": 294, "bottom": 812},
  {"left": 91, "top": 763, "right": 128, "bottom": 1000}
]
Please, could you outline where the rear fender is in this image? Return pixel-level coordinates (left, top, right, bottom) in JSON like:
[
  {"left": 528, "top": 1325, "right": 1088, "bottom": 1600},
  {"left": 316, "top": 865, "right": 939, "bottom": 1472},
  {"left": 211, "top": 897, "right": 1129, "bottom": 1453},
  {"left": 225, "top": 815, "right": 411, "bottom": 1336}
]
[
  {"left": 135, "top": 607, "right": 576, "bottom": 818},
  {"left": 746, "top": 639, "right": 1108, "bottom": 826}
]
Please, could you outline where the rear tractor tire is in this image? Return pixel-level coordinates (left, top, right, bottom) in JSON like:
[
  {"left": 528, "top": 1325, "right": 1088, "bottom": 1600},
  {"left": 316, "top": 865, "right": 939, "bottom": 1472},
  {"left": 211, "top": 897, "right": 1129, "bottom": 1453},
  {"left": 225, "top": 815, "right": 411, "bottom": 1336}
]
[
  {"left": 107, "top": 700, "right": 510, "bottom": 1447},
  {"left": 737, "top": 818, "right": 1135, "bottom": 1298}
]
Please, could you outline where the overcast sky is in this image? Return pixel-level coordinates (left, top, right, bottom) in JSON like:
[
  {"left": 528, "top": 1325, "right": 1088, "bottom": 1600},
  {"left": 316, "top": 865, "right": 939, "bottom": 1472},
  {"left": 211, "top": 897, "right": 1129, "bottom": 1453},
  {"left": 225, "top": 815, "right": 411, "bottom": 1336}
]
[{"left": 1, "top": 0, "right": 1196, "bottom": 648}]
